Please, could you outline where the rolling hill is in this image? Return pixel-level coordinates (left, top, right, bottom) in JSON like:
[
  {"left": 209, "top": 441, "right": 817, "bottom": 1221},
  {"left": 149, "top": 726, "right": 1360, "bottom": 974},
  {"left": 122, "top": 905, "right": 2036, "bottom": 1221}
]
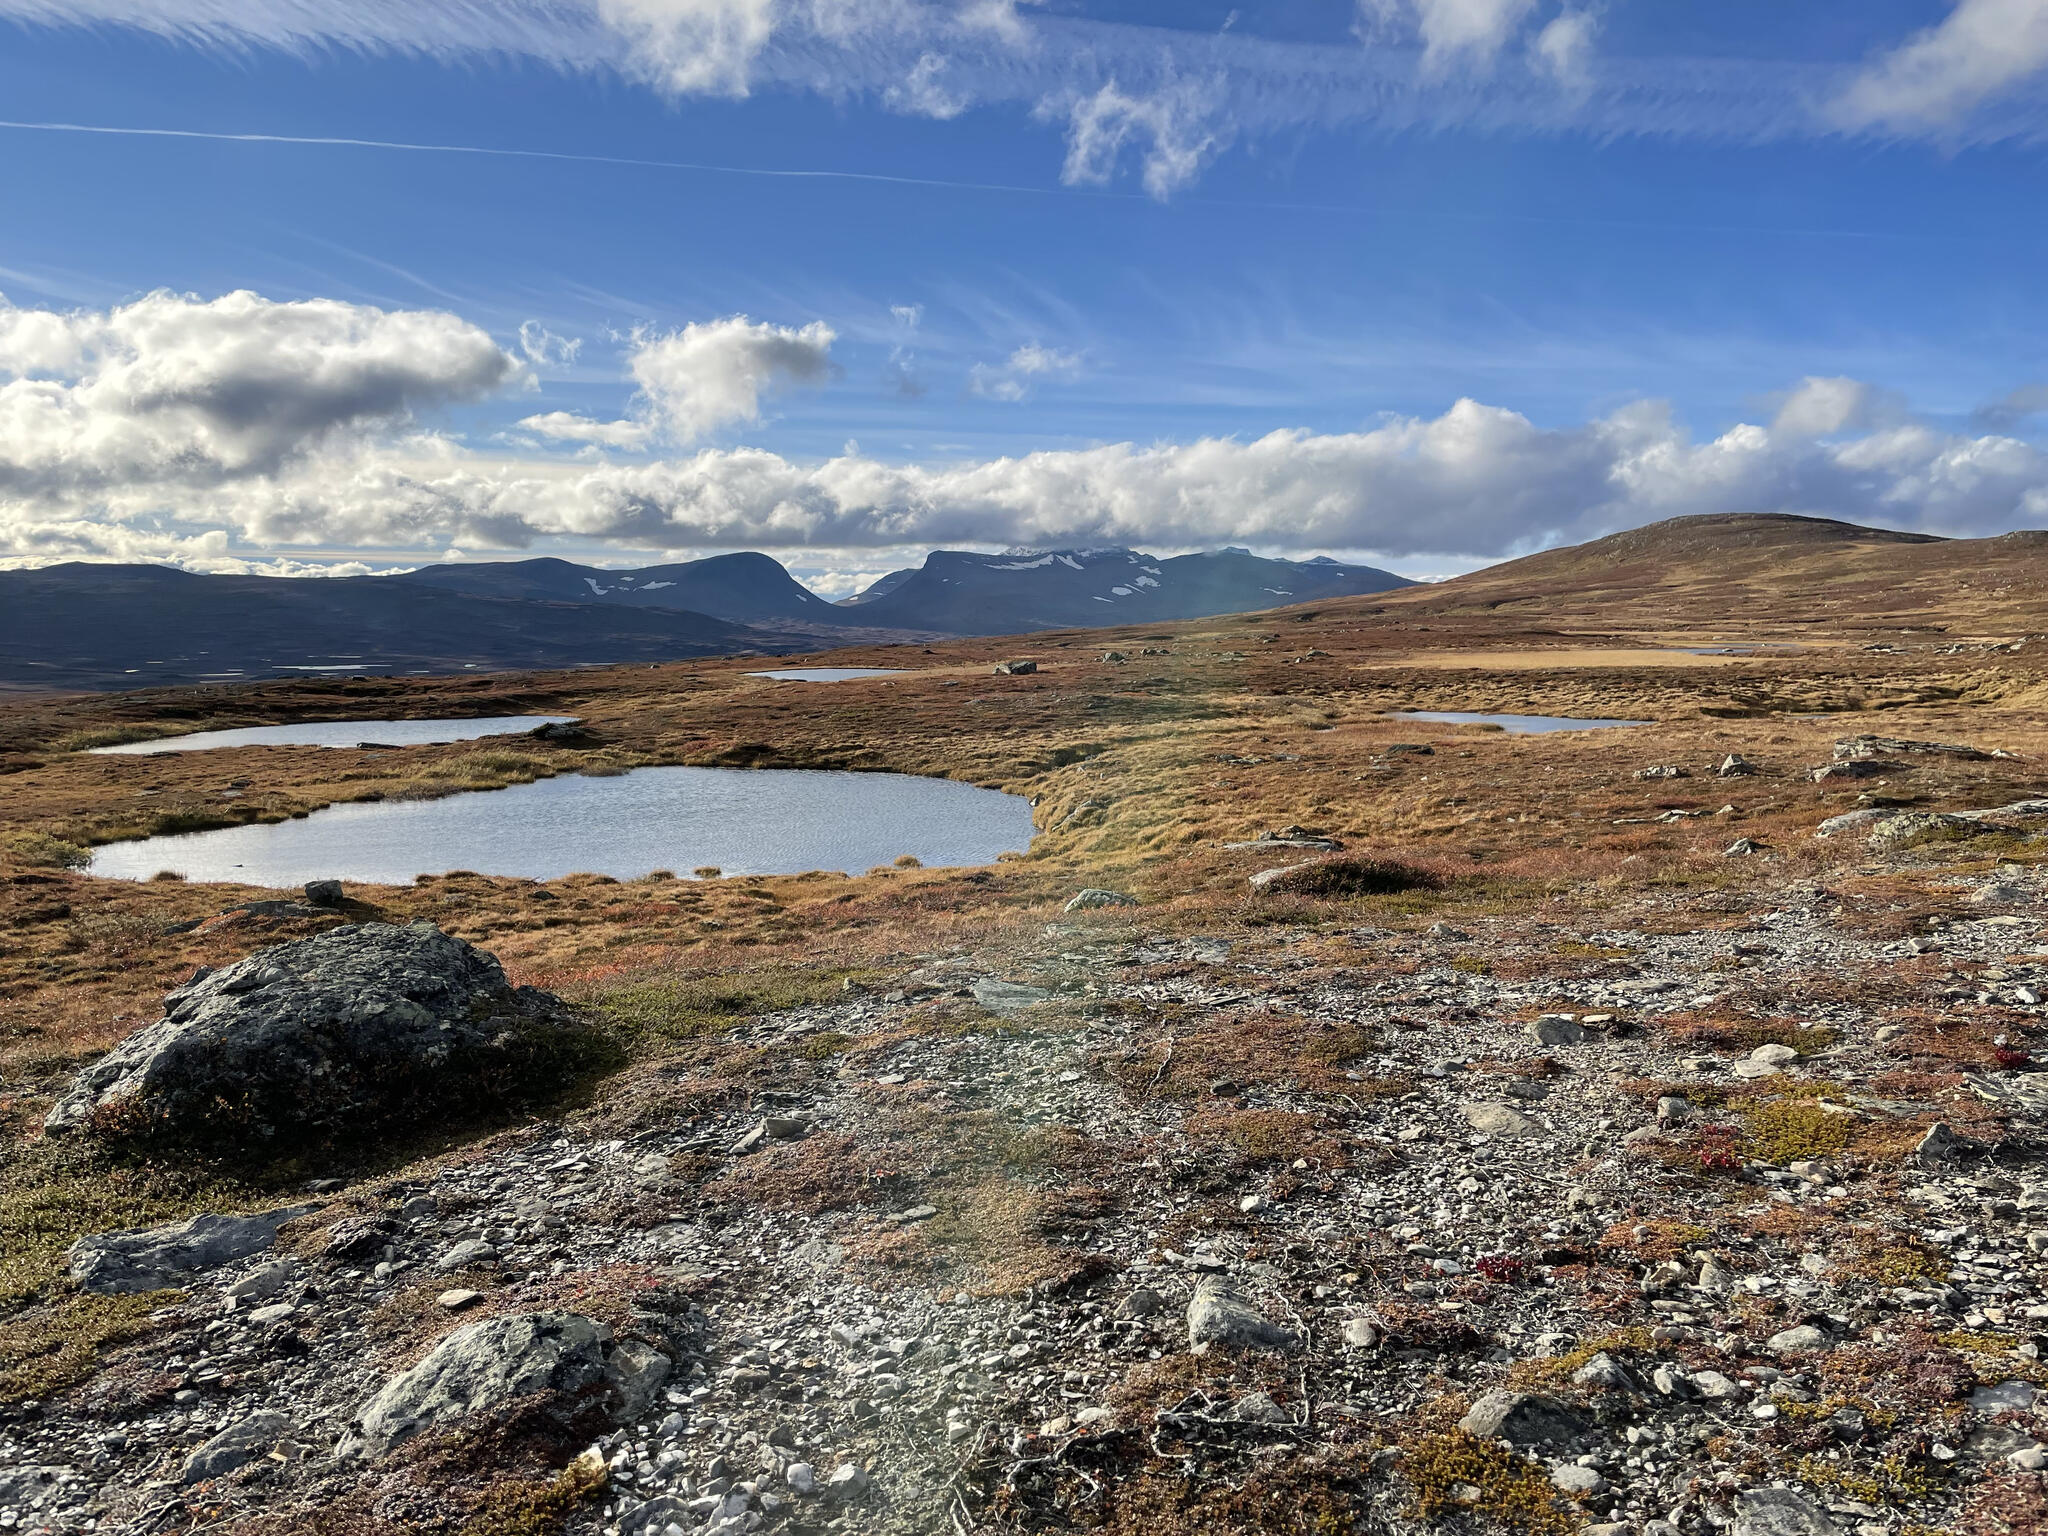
[{"left": 1375, "top": 514, "right": 2048, "bottom": 639}]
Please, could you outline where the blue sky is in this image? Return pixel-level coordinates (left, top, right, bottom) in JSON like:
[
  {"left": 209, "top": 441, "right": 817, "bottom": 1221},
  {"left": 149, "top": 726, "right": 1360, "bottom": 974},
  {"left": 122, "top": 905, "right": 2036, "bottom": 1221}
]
[{"left": 1, "top": 1, "right": 2046, "bottom": 592}]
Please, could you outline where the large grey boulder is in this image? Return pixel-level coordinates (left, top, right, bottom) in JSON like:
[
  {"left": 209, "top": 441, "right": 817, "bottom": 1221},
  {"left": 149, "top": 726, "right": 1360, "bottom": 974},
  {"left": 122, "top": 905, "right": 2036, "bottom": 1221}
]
[
  {"left": 45, "top": 922, "right": 586, "bottom": 1147},
  {"left": 1186, "top": 1276, "right": 1296, "bottom": 1354},
  {"left": 353, "top": 1311, "right": 657, "bottom": 1457},
  {"left": 69, "top": 1207, "right": 312, "bottom": 1294}
]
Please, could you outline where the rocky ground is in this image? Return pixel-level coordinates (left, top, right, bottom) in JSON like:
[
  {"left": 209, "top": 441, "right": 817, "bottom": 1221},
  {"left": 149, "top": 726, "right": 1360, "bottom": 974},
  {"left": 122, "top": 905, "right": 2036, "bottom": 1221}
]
[{"left": 9, "top": 843, "right": 2048, "bottom": 1536}]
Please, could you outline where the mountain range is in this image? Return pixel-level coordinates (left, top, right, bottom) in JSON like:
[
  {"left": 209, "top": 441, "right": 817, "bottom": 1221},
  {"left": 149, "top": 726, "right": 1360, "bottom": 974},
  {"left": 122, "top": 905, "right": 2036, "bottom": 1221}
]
[
  {"left": 833, "top": 547, "right": 1410, "bottom": 634},
  {"left": 0, "top": 546, "right": 1410, "bottom": 688}
]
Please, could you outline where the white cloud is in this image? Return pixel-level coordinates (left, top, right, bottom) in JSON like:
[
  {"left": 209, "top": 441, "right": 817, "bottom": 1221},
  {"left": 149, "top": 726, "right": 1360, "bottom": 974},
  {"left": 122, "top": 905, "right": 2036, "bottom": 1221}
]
[
  {"left": 1044, "top": 74, "right": 1229, "bottom": 200},
  {"left": 0, "top": 288, "right": 518, "bottom": 497},
  {"left": 1768, "top": 376, "right": 1889, "bottom": 437},
  {"left": 1366, "top": 0, "right": 1539, "bottom": 71},
  {"left": 517, "top": 321, "right": 583, "bottom": 368},
  {"left": 517, "top": 410, "right": 653, "bottom": 448},
  {"left": 886, "top": 50, "right": 968, "bottom": 117},
  {"left": 521, "top": 315, "right": 837, "bottom": 447},
  {"left": 5, "top": 291, "right": 2047, "bottom": 568},
  {"left": 1833, "top": 0, "right": 2048, "bottom": 135},
  {"left": 967, "top": 343, "right": 1082, "bottom": 401},
  {"left": 791, "top": 565, "right": 897, "bottom": 598},
  {"left": 596, "top": 0, "right": 783, "bottom": 98},
  {"left": 20, "top": 0, "right": 2048, "bottom": 201},
  {"left": 631, "top": 316, "right": 838, "bottom": 439},
  {"left": 13, "top": 377, "right": 2048, "bottom": 571},
  {"left": 1531, "top": 6, "right": 1599, "bottom": 90},
  {"left": 956, "top": 0, "right": 1040, "bottom": 47}
]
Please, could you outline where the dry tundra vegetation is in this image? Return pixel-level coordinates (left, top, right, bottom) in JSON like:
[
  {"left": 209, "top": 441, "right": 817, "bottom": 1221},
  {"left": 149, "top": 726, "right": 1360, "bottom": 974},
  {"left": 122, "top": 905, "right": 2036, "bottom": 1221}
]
[{"left": 7, "top": 515, "right": 2048, "bottom": 1535}]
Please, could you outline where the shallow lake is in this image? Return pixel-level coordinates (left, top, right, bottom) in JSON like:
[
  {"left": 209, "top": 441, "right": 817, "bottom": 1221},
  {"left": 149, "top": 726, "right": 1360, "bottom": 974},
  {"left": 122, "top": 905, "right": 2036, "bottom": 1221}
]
[
  {"left": 1389, "top": 710, "right": 1647, "bottom": 733},
  {"left": 88, "top": 767, "right": 1037, "bottom": 885},
  {"left": 747, "top": 668, "right": 908, "bottom": 682},
  {"left": 91, "top": 716, "right": 576, "bottom": 755}
]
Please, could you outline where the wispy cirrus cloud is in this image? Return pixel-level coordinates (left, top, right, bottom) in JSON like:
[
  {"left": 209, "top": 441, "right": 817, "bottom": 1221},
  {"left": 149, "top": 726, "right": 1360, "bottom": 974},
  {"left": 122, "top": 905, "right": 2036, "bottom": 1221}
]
[
  {"left": 13, "top": 1, "right": 2048, "bottom": 203},
  {"left": 1041, "top": 71, "right": 1230, "bottom": 200}
]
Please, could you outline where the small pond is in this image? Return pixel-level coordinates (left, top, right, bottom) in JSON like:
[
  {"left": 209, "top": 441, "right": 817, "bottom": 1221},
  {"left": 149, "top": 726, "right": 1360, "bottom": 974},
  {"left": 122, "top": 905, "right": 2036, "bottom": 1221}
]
[
  {"left": 91, "top": 716, "right": 577, "bottom": 755},
  {"left": 1388, "top": 710, "right": 1647, "bottom": 734},
  {"left": 87, "top": 767, "right": 1037, "bottom": 885},
  {"left": 747, "top": 668, "right": 908, "bottom": 682}
]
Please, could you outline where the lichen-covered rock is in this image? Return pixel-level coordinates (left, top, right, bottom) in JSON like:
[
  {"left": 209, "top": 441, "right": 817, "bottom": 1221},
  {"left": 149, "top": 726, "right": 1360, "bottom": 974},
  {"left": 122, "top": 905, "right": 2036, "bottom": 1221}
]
[
  {"left": 1457, "top": 1389, "right": 1587, "bottom": 1446},
  {"left": 352, "top": 1311, "right": 629, "bottom": 1457},
  {"left": 1064, "top": 888, "right": 1138, "bottom": 912},
  {"left": 1732, "top": 1487, "right": 1841, "bottom": 1536},
  {"left": 1186, "top": 1275, "right": 1295, "bottom": 1354},
  {"left": 181, "top": 1411, "right": 292, "bottom": 1484},
  {"left": 45, "top": 922, "right": 592, "bottom": 1148},
  {"left": 69, "top": 1208, "right": 313, "bottom": 1294}
]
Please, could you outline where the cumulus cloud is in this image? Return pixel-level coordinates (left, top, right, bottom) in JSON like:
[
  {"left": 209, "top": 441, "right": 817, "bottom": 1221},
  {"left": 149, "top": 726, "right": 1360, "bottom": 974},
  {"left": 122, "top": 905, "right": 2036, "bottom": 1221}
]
[
  {"left": 519, "top": 315, "right": 837, "bottom": 446},
  {"left": 5, "top": 290, "right": 2048, "bottom": 568},
  {"left": 13, "top": 384, "right": 2048, "bottom": 571},
  {"left": 1832, "top": 0, "right": 2048, "bottom": 135},
  {"left": 1044, "top": 74, "right": 1229, "bottom": 200},
  {"left": 0, "top": 288, "right": 518, "bottom": 499},
  {"left": 967, "top": 343, "right": 1082, "bottom": 402}
]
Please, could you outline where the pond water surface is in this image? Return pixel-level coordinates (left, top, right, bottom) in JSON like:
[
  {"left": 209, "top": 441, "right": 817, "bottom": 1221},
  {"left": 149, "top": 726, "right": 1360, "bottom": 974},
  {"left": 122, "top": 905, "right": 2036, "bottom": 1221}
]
[
  {"left": 747, "top": 668, "right": 908, "bottom": 682},
  {"left": 91, "top": 716, "right": 576, "bottom": 755},
  {"left": 88, "top": 767, "right": 1037, "bottom": 885},
  {"left": 1389, "top": 711, "right": 1647, "bottom": 733}
]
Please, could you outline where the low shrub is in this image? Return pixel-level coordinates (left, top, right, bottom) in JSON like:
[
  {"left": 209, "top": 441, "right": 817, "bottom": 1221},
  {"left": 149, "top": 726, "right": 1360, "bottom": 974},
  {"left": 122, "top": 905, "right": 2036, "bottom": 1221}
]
[
  {"left": 1742, "top": 1098, "right": 1854, "bottom": 1164},
  {"left": 2, "top": 830, "right": 89, "bottom": 870},
  {"left": 0, "top": 1290, "right": 182, "bottom": 1400},
  {"left": 1402, "top": 1430, "right": 1574, "bottom": 1535},
  {"left": 1254, "top": 855, "right": 1446, "bottom": 899}
]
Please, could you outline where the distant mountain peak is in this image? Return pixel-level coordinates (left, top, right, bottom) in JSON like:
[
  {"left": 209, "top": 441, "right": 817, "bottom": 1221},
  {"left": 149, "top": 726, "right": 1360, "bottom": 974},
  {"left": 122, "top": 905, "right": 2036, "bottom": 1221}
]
[{"left": 836, "top": 544, "right": 1411, "bottom": 634}]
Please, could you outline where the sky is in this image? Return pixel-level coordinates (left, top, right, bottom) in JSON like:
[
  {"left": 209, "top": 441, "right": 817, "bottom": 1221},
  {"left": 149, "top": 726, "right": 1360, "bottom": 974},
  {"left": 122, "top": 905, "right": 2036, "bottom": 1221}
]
[{"left": 1, "top": 2, "right": 2047, "bottom": 596}]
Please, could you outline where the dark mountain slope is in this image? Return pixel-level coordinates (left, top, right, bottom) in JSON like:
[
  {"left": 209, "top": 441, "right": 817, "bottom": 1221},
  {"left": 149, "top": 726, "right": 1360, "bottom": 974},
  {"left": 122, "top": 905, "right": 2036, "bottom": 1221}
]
[
  {"left": 394, "top": 552, "right": 844, "bottom": 625},
  {"left": 843, "top": 547, "right": 1411, "bottom": 635},
  {"left": 0, "top": 564, "right": 784, "bottom": 689}
]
